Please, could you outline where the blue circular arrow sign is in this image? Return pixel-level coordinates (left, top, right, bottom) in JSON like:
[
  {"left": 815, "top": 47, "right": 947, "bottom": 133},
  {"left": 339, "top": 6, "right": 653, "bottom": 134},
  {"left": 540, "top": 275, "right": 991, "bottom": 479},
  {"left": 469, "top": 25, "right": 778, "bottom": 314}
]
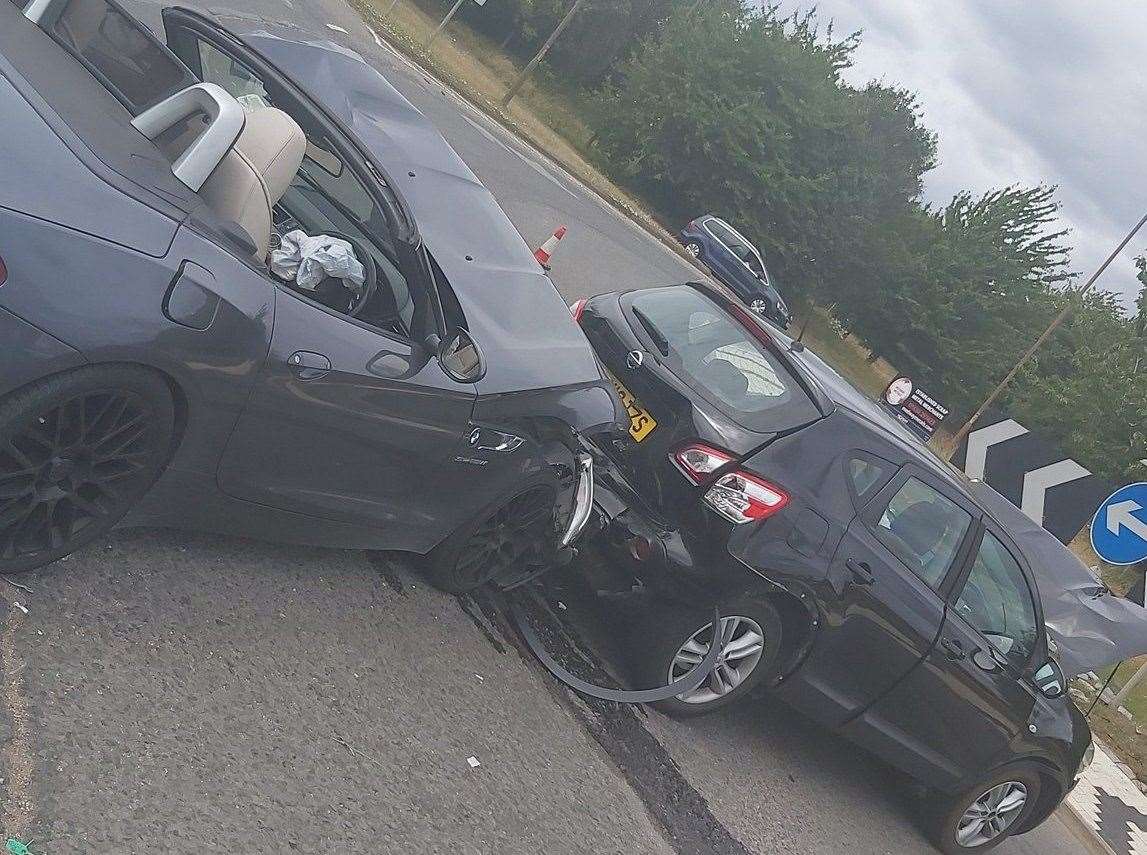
[{"left": 1091, "top": 483, "right": 1147, "bottom": 566}]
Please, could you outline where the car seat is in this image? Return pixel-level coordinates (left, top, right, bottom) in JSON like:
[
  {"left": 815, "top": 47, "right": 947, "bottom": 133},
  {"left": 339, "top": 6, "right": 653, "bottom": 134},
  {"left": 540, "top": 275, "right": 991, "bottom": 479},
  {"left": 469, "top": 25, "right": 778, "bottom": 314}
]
[{"left": 200, "top": 106, "right": 306, "bottom": 261}]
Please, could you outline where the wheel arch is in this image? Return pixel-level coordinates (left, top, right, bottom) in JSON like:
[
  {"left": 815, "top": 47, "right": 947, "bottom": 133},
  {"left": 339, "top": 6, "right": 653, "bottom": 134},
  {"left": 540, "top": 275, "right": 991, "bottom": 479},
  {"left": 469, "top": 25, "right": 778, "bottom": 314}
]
[
  {"left": 1008, "top": 761, "right": 1066, "bottom": 835},
  {"left": 0, "top": 361, "right": 191, "bottom": 460}
]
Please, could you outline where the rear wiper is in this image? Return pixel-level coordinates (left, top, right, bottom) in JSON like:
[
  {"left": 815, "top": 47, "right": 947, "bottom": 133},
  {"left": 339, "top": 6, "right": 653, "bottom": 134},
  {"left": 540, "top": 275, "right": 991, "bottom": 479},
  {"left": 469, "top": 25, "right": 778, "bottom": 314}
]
[{"left": 631, "top": 306, "right": 670, "bottom": 357}]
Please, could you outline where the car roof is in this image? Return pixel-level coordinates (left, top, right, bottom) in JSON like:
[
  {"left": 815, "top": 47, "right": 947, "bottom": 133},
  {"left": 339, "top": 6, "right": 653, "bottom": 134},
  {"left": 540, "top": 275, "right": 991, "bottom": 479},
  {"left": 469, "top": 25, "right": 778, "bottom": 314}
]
[{"left": 701, "top": 214, "right": 757, "bottom": 249}]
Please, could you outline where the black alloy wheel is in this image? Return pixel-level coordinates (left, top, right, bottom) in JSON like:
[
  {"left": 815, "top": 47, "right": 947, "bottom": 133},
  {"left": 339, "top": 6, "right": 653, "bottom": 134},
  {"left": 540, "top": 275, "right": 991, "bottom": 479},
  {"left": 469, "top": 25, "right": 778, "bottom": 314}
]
[
  {"left": 0, "top": 367, "right": 175, "bottom": 573},
  {"left": 425, "top": 486, "right": 556, "bottom": 593}
]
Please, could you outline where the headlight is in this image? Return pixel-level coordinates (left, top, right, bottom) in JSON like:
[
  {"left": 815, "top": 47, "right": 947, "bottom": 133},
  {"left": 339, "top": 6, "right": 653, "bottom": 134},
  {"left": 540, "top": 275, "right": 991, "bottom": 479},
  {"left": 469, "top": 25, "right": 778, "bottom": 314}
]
[{"left": 1076, "top": 740, "right": 1095, "bottom": 781}]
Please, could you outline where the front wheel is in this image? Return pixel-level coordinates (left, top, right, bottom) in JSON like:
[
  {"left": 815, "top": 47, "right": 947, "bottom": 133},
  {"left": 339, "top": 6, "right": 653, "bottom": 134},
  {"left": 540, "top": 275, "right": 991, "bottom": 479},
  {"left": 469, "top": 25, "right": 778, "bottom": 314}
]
[
  {"left": 927, "top": 765, "right": 1042, "bottom": 854},
  {"left": 0, "top": 366, "right": 176, "bottom": 574},
  {"left": 684, "top": 241, "right": 703, "bottom": 259},
  {"left": 631, "top": 597, "right": 782, "bottom": 717}
]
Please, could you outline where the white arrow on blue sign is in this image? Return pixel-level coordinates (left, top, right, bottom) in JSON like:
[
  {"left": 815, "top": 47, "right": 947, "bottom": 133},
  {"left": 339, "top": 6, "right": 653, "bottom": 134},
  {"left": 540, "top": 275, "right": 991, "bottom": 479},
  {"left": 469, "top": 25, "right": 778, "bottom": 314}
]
[{"left": 1091, "top": 483, "right": 1147, "bottom": 566}]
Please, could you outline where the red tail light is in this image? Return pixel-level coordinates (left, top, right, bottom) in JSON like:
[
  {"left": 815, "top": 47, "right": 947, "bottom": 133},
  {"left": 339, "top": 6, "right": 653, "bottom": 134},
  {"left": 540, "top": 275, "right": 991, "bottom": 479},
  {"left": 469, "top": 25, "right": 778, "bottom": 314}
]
[
  {"left": 672, "top": 442, "right": 789, "bottom": 524},
  {"left": 569, "top": 298, "right": 587, "bottom": 323}
]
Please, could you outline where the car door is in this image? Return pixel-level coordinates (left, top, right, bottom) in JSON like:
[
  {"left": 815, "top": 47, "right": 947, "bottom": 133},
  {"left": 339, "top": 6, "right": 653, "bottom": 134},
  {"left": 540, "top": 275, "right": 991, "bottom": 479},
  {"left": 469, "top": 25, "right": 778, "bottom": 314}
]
[
  {"left": 847, "top": 520, "right": 1044, "bottom": 790},
  {"left": 163, "top": 11, "right": 478, "bottom": 550},
  {"left": 790, "top": 466, "right": 977, "bottom": 729}
]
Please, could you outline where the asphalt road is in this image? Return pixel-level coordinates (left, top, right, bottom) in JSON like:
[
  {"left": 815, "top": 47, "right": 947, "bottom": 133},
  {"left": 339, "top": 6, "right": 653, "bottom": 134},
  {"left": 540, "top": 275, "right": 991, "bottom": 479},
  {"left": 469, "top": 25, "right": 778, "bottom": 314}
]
[{"left": 0, "top": 1, "right": 1090, "bottom": 852}]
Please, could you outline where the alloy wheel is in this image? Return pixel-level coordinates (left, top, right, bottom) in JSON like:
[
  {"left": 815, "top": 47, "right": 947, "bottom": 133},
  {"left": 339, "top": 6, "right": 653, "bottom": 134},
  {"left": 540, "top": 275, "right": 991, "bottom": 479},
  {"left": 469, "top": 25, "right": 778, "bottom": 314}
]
[
  {"left": 451, "top": 487, "right": 555, "bottom": 589},
  {"left": 0, "top": 390, "right": 159, "bottom": 562},
  {"left": 955, "top": 781, "right": 1027, "bottom": 848},
  {"left": 685, "top": 242, "right": 702, "bottom": 257},
  {"left": 669, "top": 615, "right": 765, "bottom": 705}
]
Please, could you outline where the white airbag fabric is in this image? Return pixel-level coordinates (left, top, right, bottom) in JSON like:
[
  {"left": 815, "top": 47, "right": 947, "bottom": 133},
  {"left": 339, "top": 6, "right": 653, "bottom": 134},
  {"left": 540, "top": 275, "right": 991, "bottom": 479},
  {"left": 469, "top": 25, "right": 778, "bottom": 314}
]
[{"left": 270, "top": 230, "right": 366, "bottom": 292}]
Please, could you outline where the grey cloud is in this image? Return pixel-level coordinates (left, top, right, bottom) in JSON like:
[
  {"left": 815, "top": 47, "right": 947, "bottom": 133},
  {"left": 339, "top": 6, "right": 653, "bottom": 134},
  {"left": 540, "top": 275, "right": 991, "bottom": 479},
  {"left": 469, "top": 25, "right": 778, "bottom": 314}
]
[{"left": 785, "top": 0, "right": 1147, "bottom": 306}]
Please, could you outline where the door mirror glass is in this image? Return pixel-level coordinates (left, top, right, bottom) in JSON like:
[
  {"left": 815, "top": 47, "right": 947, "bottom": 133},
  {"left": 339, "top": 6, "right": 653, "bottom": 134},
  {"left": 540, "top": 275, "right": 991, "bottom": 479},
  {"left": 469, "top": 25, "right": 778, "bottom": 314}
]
[
  {"left": 1033, "top": 660, "right": 1065, "bottom": 699},
  {"left": 438, "top": 329, "right": 485, "bottom": 383}
]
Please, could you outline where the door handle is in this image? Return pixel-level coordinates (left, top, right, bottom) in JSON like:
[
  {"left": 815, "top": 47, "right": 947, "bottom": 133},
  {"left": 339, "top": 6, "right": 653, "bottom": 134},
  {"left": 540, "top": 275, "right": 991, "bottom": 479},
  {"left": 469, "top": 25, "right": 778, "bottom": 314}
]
[
  {"left": 846, "top": 559, "right": 875, "bottom": 586},
  {"left": 288, "top": 350, "right": 331, "bottom": 381},
  {"left": 941, "top": 638, "right": 966, "bottom": 660}
]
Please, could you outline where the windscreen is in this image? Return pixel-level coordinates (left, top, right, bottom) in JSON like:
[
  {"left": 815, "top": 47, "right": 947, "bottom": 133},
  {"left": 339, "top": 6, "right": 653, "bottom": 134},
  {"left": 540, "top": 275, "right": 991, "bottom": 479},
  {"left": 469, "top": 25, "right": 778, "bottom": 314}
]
[
  {"left": 52, "top": 0, "right": 195, "bottom": 114},
  {"left": 626, "top": 287, "right": 820, "bottom": 433}
]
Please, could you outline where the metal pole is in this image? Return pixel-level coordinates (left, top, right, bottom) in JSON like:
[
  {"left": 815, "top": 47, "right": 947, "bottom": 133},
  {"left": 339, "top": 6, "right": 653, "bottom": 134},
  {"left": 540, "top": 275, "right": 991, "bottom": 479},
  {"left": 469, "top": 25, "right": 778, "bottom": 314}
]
[
  {"left": 1111, "top": 659, "right": 1147, "bottom": 708},
  {"left": 501, "top": 0, "right": 589, "bottom": 107},
  {"left": 426, "top": 0, "right": 466, "bottom": 48},
  {"left": 951, "top": 209, "right": 1147, "bottom": 448}
]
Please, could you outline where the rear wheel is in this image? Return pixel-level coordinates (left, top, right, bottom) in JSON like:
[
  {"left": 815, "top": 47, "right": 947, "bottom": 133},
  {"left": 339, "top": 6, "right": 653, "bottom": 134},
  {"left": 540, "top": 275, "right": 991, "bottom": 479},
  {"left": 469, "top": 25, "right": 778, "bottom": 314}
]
[
  {"left": 0, "top": 366, "right": 175, "bottom": 574},
  {"left": 926, "top": 764, "right": 1042, "bottom": 854},
  {"left": 423, "top": 486, "right": 556, "bottom": 593},
  {"left": 631, "top": 596, "right": 782, "bottom": 717}
]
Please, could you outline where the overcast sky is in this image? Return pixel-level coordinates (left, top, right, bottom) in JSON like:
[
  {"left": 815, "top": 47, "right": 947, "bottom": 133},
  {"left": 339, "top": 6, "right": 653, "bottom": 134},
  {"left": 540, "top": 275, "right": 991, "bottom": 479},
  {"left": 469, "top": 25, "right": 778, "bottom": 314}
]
[{"left": 783, "top": 0, "right": 1147, "bottom": 308}]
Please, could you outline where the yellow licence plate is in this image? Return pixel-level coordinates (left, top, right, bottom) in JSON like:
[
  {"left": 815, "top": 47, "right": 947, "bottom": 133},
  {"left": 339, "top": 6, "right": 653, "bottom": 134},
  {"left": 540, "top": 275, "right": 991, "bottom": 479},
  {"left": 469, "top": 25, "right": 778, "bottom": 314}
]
[{"left": 605, "top": 369, "right": 657, "bottom": 442}]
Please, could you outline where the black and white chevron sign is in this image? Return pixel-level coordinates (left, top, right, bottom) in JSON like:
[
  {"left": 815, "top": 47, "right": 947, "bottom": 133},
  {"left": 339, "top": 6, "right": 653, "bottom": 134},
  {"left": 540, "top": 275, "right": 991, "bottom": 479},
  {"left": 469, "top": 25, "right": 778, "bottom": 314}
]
[{"left": 951, "top": 412, "right": 1115, "bottom": 544}]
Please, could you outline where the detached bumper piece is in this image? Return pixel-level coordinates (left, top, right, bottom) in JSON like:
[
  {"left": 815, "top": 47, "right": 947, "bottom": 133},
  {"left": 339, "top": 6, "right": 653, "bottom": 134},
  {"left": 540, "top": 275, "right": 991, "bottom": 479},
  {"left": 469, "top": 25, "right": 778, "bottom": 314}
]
[
  {"left": 560, "top": 453, "right": 595, "bottom": 548},
  {"left": 512, "top": 599, "right": 726, "bottom": 703}
]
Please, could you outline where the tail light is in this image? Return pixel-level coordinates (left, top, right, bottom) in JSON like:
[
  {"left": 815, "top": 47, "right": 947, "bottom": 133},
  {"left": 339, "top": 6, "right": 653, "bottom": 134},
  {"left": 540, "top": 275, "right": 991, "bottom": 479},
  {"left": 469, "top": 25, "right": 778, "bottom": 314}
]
[
  {"left": 671, "top": 443, "right": 789, "bottom": 525},
  {"left": 569, "top": 298, "right": 587, "bottom": 323}
]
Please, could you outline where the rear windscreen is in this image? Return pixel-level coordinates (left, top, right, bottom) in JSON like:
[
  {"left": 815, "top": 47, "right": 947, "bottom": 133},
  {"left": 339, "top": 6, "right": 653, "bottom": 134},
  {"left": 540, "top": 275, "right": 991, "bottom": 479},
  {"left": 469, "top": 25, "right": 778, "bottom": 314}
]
[
  {"left": 626, "top": 287, "right": 820, "bottom": 432},
  {"left": 52, "top": 0, "right": 195, "bottom": 114}
]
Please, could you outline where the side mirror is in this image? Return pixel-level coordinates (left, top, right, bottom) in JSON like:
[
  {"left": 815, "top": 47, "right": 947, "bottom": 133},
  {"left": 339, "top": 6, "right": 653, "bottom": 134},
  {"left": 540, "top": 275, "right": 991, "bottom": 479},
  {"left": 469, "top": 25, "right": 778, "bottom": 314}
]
[
  {"left": 1034, "top": 659, "right": 1066, "bottom": 699},
  {"left": 435, "top": 328, "right": 486, "bottom": 384}
]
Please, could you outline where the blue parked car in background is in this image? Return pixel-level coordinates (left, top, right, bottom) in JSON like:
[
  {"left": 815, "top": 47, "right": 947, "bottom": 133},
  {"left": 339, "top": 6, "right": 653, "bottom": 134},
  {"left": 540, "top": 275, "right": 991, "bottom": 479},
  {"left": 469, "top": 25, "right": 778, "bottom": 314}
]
[{"left": 679, "top": 214, "right": 791, "bottom": 329}]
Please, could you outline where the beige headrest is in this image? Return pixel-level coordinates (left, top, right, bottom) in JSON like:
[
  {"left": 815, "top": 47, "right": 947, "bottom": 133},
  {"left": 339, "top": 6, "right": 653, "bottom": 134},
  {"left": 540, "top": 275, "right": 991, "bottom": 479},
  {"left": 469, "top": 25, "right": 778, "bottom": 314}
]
[{"left": 200, "top": 107, "right": 306, "bottom": 260}]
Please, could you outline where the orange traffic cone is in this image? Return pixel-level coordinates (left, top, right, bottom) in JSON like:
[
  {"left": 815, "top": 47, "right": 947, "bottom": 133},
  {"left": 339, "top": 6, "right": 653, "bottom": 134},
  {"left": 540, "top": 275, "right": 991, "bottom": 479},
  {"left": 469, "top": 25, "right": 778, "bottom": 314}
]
[{"left": 534, "top": 226, "right": 567, "bottom": 269}]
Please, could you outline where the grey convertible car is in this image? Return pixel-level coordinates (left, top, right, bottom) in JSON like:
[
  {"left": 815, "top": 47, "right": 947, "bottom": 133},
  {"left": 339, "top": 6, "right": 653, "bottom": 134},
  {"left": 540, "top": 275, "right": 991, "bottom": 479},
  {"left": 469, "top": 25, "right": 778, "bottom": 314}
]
[{"left": 0, "top": 0, "right": 617, "bottom": 588}]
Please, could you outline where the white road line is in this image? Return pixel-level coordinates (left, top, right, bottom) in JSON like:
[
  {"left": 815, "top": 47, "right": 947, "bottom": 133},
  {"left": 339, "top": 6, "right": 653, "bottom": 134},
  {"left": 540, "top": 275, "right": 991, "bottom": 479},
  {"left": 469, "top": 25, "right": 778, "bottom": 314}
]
[
  {"left": 326, "top": 22, "right": 349, "bottom": 33},
  {"left": 367, "top": 25, "right": 384, "bottom": 48},
  {"left": 461, "top": 115, "right": 577, "bottom": 200}
]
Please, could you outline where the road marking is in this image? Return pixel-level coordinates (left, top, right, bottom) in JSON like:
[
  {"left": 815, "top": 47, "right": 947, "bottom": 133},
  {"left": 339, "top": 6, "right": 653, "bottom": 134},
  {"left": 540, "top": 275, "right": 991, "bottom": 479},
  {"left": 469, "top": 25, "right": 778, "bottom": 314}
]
[
  {"left": 1, "top": 604, "right": 35, "bottom": 840},
  {"left": 367, "top": 25, "right": 384, "bottom": 48},
  {"left": 1021, "top": 458, "right": 1090, "bottom": 525},
  {"left": 326, "top": 22, "right": 349, "bottom": 33},
  {"left": 461, "top": 114, "right": 577, "bottom": 200},
  {"left": 962, "top": 419, "right": 1028, "bottom": 480}
]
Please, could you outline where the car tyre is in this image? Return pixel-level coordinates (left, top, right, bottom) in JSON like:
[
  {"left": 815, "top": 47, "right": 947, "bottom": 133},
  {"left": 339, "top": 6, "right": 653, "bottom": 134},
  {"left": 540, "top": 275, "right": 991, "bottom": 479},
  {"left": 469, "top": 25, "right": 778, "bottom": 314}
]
[
  {"left": 423, "top": 485, "right": 556, "bottom": 593},
  {"left": 631, "top": 596, "right": 782, "bottom": 718},
  {"left": 0, "top": 365, "right": 176, "bottom": 574},
  {"left": 684, "top": 241, "right": 703, "bottom": 259},
  {"left": 926, "top": 764, "right": 1042, "bottom": 854}
]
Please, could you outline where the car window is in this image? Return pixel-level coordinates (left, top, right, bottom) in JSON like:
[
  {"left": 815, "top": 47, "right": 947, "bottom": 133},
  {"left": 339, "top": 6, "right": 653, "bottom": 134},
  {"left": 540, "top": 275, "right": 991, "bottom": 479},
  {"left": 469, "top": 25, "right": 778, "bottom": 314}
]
[
  {"left": 706, "top": 219, "right": 765, "bottom": 276},
  {"left": 874, "top": 477, "right": 972, "bottom": 587},
  {"left": 626, "top": 288, "right": 820, "bottom": 431},
  {"left": 955, "top": 531, "right": 1039, "bottom": 668},
  {"left": 849, "top": 457, "right": 886, "bottom": 500},
  {"left": 189, "top": 35, "right": 420, "bottom": 339},
  {"left": 198, "top": 40, "right": 269, "bottom": 109},
  {"left": 52, "top": 0, "right": 195, "bottom": 114}
]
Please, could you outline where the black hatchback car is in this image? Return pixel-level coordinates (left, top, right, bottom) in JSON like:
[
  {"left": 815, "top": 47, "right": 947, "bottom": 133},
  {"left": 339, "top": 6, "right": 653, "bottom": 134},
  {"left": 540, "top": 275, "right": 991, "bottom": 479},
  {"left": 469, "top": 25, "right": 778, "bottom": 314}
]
[
  {"left": 0, "top": 0, "right": 615, "bottom": 588},
  {"left": 679, "top": 214, "right": 791, "bottom": 328},
  {"left": 573, "top": 283, "right": 1092, "bottom": 854}
]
